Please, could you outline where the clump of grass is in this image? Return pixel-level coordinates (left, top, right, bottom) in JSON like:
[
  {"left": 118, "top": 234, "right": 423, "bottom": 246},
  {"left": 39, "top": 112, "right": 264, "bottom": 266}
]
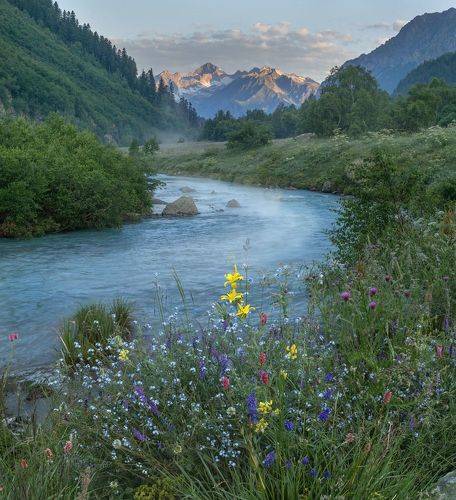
[{"left": 59, "top": 299, "right": 134, "bottom": 367}]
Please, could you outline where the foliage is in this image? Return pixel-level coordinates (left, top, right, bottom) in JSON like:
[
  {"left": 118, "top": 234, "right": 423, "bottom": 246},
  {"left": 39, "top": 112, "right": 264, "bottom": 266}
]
[
  {"left": 0, "top": 116, "right": 153, "bottom": 237},
  {"left": 226, "top": 122, "right": 272, "bottom": 150},
  {"left": 143, "top": 136, "right": 160, "bottom": 155}
]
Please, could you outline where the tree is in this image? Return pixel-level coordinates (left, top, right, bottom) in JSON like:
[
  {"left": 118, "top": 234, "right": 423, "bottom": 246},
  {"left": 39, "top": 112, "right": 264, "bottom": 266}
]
[
  {"left": 129, "top": 139, "right": 140, "bottom": 156},
  {"left": 226, "top": 122, "right": 272, "bottom": 150},
  {"left": 143, "top": 136, "right": 159, "bottom": 155}
]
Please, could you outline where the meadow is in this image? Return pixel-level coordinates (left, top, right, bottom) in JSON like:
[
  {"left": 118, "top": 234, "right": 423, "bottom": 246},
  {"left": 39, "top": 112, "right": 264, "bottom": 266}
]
[{"left": 0, "top": 137, "right": 455, "bottom": 499}]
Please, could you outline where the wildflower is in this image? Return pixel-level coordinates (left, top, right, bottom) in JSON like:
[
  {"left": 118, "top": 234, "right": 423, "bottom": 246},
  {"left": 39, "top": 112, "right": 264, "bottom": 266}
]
[
  {"left": 285, "top": 344, "right": 298, "bottom": 360},
  {"left": 262, "top": 451, "right": 276, "bottom": 468},
  {"left": 220, "top": 289, "right": 243, "bottom": 303},
  {"left": 323, "top": 470, "right": 331, "bottom": 479},
  {"left": 173, "top": 444, "right": 183, "bottom": 455},
  {"left": 224, "top": 265, "right": 244, "bottom": 288},
  {"left": 309, "top": 468, "right": 317, "bottom": 478},
  {"left": 259, "top": 370, "right": 269, "bottom": 385},
  {"left": 227, "top": 406, "right": 236, "bottom": 417},
  {"left": 385, "top": 274, "right": 392, "bottom": 282},
  {"left": 44, "top": 448, "right": 53, "bottom": 460},
  {"left": 369, "top": 301, "right": 377, "bottom": 310},
  {"left": 404, "top": 290, "right": 411, "bottom": 298},
  {"left": 285, "top": 460, "right": 292, "bottom": 470},
  {"left": 221, "top": 376, "right": 230, "bottom": 390},
  {"left": 63, "top": 441, "right": 73, "bottom": 453},
  {"left": 112, "top": 439, "right": 122, "bottom": 449},
  {"left": 280, "top": 369, "right": 288, "bottom": 379},
  {"left": 259, "top": 351, "right": 267, "bottom": 366},
  {"left": 236, "top": 303, "right": 252, "bottom": 319},
  {"left": 132, "top": 429, "right": 147, "bottom": 442},
  {"left": 318, "top": 408, "right": 331, "bottom": 422},
  {"left": 369, "top": 287, "right": 378, "bottom": 297},
  {"left": 301, "top": 456, "right": 310, "bottom": 465},
  {"left": 246, "top": 393, "right": 258, "bottom": 424},
  {"left": 20, "top": 459, "right": 28, "bottom": 469},
  {"left": 198, "top": 359, "right": 207, "bottom": 379},
  {"left": 324, "top": 372, "right": 334, "bottom": 382},
  {"left": 8, "top": 332, "right": 18, "bottom": 342},
  {"left": 118, "top": 349, "right": 129, "bottom": 362},
  {"left": 284, "top": 420, "right": 294, "bottom": 431},
  {"left": 344, "top": 433, "right": 356, "bottom": 444},
  {"left": 383, "top": 391, "right": 393, "bottom": 404},
  {"left": 436, "top": 345, "right": 444, "bottom": 359},
  {"left": 258, "top": 400, "right": 273, "bottom": 414},
  {"left": 340, "top": 291, "right": 351, "bottom": 302},
  {"left": 259, "top": 312, "right": 268, "bottom": 326},
  {"left": 109, "top": 481, "right": 119, "bottom": 489},
  {"left": 255, "top": 418, "right": 269, "bottom": 433}
]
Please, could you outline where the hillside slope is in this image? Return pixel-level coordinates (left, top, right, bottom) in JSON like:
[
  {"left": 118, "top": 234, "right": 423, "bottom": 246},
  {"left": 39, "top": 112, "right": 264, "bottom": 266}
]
[
  {"left": 395, "top": 51, "right": 456, "bottom": 94},
  {"left": 345, "top": 7, "right": 456, "bottom": 93},
  {"left": 0, "top": 0, "right": 190, "bottom": 144}
]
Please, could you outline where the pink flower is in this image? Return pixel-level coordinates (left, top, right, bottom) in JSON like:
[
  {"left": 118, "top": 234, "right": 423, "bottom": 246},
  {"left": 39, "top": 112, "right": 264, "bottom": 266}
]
[
  {"left": 20, "top": 459, "right": 28, "bottom": 469},
  {"left": 44, "top": 448, "right": 54, "bottom": 460},
  {"left": 340, "top": 291, "right": 351, "bottom": 302},
  {"left": 435, "top": 345, "right": 444, "bottom": 359},
  {"left": 63, "top": 441, "right": 73, "bottom": 453},
  {"left": 259, "top": 352, "right": 267, "bottom": 366},
  {"left": 385, "top": 275, "right": 392, "bottom": 282},
  {"left": 8, "top": 332, "right": 18, "bottom": 342},
  {"left": 369, "top": 301, "right": 377, "bottom": 310},
  {"left": 221, "top": 376, "right": 230, "bottom": 390},
  {"left": 369, "top": 287, "right": 378, "bottom": 297},
  {"left": 259, "top": 370, "right": 269, "bottom": 385},
  {"left": 383, "top": 391, "right": 393, "bottom": 404},
  {"left": 259, "top": 313, "right": 268, "bottom": 326}
]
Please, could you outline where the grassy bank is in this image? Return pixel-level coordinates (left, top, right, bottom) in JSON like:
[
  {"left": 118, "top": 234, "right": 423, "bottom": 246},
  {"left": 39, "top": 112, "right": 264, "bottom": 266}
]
[{"left": 154, "top": 126, "right": 456, "bottom": 194}]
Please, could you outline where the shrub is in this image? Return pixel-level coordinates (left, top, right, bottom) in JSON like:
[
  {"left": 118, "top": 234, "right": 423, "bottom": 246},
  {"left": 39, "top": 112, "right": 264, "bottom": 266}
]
[
  {"left": 143, "top": 136, "right": 160, "bottom": 155},
  {"left": 227, "top": 122, "right": 272, "bottom": 150}
]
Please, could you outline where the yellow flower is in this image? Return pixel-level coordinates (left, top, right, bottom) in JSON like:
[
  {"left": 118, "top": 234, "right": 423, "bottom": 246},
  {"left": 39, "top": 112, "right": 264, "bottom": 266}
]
[
  {"left": 258, "top": 400, "right": 273, "bottom": 414},
  {"left": 255, "top": 418, "right": 269, "bottom": 433},
  {"left": 286, "top": 344, "right": 298, "bottom": 360},
  {"left": 272, "top": 408, "right": 281, "bottom": 416},
  {"left": 224, "top": 265, "right": 244, "bottom": 288},
  {"left": 280, "top": 369, "right": 288, "bottom": 379},
  {"left": 236, "top": 303, "right": 253, "bottom": 319},
  {"left": 173, "top": 444, "right": 182, "bottom": 455},
  {"left": 220, "top": 289, "right": 243, "bottom": 303},
  {"left": 118, "top": 349, "right": 129, "bottom": 362}
]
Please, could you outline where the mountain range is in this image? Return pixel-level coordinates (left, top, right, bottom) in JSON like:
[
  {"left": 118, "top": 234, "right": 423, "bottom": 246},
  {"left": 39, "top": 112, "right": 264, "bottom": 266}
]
[
  {"left": 158, "top": 64, "right": 320, "bottom": 118},
  {"left": 345, "top": 7, "right": 456, "bottom": 93}
]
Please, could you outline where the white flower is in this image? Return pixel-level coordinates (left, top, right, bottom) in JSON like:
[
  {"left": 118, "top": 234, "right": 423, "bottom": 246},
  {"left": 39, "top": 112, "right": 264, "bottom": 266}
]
[
  {"left": 112, "top": 439, "right": 122, "bottom": 449},
  {"left": 227, "top": 406, "right": 236, "bottom": 417}
]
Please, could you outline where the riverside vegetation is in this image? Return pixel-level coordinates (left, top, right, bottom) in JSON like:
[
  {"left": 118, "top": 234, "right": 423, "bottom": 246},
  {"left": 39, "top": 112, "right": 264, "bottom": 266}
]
[{"left": 0, "top": 148, "right": 454, "bottom": 498}]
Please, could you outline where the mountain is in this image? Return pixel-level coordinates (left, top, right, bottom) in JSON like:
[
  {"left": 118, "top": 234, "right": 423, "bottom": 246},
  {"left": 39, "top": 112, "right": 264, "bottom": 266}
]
[
  {"left": 395, "top": 51, "right": 456, "bottom": 94},
  {"left": 158, "top": 64, "right": 319, "bottom": 118},
  {"left": 0, "top": 0, "right": 197, "bottom": 144},
  {"left": 344, "top": 7, "right": 456, "bottom": 93}
]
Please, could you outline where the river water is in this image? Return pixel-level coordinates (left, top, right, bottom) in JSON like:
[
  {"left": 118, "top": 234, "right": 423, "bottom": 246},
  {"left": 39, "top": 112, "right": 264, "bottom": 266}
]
[{"left": 0, "top": 175, "right": 339, "bottom": 369}]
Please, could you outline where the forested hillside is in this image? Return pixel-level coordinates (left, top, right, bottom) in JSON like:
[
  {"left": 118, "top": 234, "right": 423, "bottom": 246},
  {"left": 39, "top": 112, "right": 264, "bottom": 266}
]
[{"left": 0, "top": 0, "right": 198, "bottom": 144}]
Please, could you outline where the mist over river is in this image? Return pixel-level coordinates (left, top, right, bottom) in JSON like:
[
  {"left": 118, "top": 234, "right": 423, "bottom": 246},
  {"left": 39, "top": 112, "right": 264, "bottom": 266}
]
[{"left": 0, "top": 175, "right": 339, "bottom": 370}]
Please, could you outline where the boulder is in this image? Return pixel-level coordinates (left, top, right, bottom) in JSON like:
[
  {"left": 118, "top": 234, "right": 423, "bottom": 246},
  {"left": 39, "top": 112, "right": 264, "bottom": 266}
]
[
  {"left": 429, "top": 470, "right": 456, "bottom": 499},
  {"left": 226, "top": 199, "right": 241, "bottom": 208},
  {"left": 151, "top": 197, "right": 167, "bottom": 205},
  {"left": 179, "top": 186, "right": 196, "bottom": 193},
  {"left": 162, "top": 196, "right": 199, "bottom": 216},
  {"left": 321, "top": 181, "right": 333, "bottom": 193}
]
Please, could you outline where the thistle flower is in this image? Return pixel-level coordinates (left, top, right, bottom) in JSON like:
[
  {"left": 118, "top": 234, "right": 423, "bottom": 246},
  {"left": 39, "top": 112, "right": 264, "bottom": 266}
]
[
  {"left": 369, "top": 301, "right": 377, "bottom": 310},
  {"left": 369, "top": 287, "right": 378, "bottom": 297},
  {"left": 340, "top": 291, "right": 351, "bottom": 302},
  {"left": 262, "top": 450, "right": 276, "bottom": 468}
]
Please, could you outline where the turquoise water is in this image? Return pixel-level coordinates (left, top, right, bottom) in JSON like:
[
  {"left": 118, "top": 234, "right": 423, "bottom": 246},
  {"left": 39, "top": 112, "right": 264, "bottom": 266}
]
[{"left": 0, "top": 175, "right": 339, "bottom": 369}]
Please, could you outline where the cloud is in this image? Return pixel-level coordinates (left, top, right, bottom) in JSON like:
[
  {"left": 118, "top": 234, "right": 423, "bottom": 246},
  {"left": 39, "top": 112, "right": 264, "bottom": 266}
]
[
  {"left": 114, "top": 22, "right": 356, "bottom": 82},
  {"left": 365, "top": 19, "right": 407, "bottom": 32}
]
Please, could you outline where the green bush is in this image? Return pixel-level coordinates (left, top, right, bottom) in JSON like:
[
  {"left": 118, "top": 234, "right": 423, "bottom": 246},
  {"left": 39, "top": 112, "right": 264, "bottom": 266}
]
[{"left": 227, "top": 122, "right": 272, "bottom": 150}]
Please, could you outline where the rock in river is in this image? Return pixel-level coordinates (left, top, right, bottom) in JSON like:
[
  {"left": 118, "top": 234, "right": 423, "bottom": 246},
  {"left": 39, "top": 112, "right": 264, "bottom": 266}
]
[
  {"left": 226, "top": 199, "right": 241, "bottom": 208},
  {"left": 179, "top": 186, "right": 196, "bottom": 193},
  {"left": 151, "top": 197, "right": 167, "bottom": 205},
  {"left": 162, "top": 196, "right": 199, "bottom": 216}
]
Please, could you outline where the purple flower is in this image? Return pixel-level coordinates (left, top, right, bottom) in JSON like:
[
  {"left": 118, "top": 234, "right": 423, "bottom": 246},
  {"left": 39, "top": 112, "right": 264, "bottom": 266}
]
[
  {"left": 132, "top": 428, "right": 147, "bottom": 442},
  {"left": 199, "top": 359, "right": 207, "bottom": 379},
  {"left": 246, "top": 392, "right": 258, "bottom": 424},
  {"left": 322, "top": 388, "right": 333, "bottom": 400},
  {"left": 309, "top": 468, "right": 317, "bottom": 478},
  {"left": 318, "top": 407, "right": 331, "bottom": 422},
  {"left": 284, "top": 420, "right": 294, "bottom": 431},
  {"left": 324, "top": 372, "right": 334, "bottom": 383},
  {"left": 218, "top": 353, "right": 230, "bottom": 374},
  {"left": 323, "top": 470, "right": 331, "bottom": 479},
  {"left": 263, "top": 451, "right": 276, "bottom": 468},
  {"left": 285, "top": 460, "right": 292, "bottom": 470},
  {"left": 134, "top": 385, "right": 146, "bottom": 404},
  {"left": 369, "top": 301, "right": 377, "bottom": 310},
  {"left": 148, "top": 399, "right": 160, "bottom": 416},
  {"left": 340, "top": 291, "right": 351, "bottom": 302},
  {"left": 301, "top": 456, "right": 310, "bottom": 465},
  {"left": 369, "top": 287, "right": 378, "bottom": 297}
]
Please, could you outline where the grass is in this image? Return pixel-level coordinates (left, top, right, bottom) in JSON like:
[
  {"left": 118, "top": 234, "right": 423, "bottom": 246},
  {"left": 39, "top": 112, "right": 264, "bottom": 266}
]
[{"left": 153, "top": 126, "right": 456, "bottom": 194}]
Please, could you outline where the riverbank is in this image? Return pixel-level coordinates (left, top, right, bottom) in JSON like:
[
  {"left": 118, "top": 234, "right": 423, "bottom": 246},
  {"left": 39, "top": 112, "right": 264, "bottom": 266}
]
[{"left": 153, "top": 126, "right": 456, "bottom": 194}]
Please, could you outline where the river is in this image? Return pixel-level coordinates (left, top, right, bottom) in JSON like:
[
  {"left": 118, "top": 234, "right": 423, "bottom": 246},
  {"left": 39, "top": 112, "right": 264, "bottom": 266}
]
[{"left": 0, "top": 175, "right": 339, "bottom": 369}]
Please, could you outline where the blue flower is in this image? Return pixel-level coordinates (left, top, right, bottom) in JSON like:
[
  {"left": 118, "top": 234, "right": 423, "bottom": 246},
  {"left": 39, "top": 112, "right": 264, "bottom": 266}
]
[
  {"left": 322, "top": 388, "right": 333, "bottom": 400},
  {"left": 246, "top": 392, "right": 258, "bottom": 424},
  {"left": 263, "top": 451, "right": 276, "bottom": 468},
  {"left": 132, "top": 428, "right": 147, "bottom": 442},
  {"left": 284, "top": 420, "right": 294, "bottom": 431},
  {"left": 325, "top": 372, "right": 334, "bottom": 382},
  {"left": 309, "top": 468, "right": 318, "bottom": 478},
  {"left": 318, "top": 407, "right": 331, "bottom": 422},
  {"left": 301, "top": 456, "right": 310, "bottom": 466},
  {"left": 323, "top": 470, "right": 331, "bottom": 479}
]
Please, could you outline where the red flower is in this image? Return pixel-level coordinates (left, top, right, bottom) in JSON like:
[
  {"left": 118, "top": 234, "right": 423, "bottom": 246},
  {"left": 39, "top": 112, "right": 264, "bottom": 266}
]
[
  {"left": 260, "top": 370, "right": 269, "bottom": 385},
  {"left": 20, "top": 459, "right": 28, "bottom": 469},
  {"left": 8, "top": 332, "right": 18, "bottom": 342},
  {"left": 383, "top": 391, "right": 393, "bottom": 404},
  {"left": 63, "top": 441, "right": 73, "bottom": 453},
  {"left": 259, "top": 313, "right": 268, "bottom": 326},
  {"left": 436, "top": 345, "right": 444, "bottom": 359},
  {"left": 221, "top": 376, "right": 230, "bottom": 390},
  {"left": 259, "top": 352, "right": 267, "bottom": 366}
]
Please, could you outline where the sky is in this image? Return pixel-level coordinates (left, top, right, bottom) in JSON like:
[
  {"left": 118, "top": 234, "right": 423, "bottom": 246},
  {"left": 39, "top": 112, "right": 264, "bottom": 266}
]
[{"left": 58, "top": 0, "right": 456, "bottom": 82}]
